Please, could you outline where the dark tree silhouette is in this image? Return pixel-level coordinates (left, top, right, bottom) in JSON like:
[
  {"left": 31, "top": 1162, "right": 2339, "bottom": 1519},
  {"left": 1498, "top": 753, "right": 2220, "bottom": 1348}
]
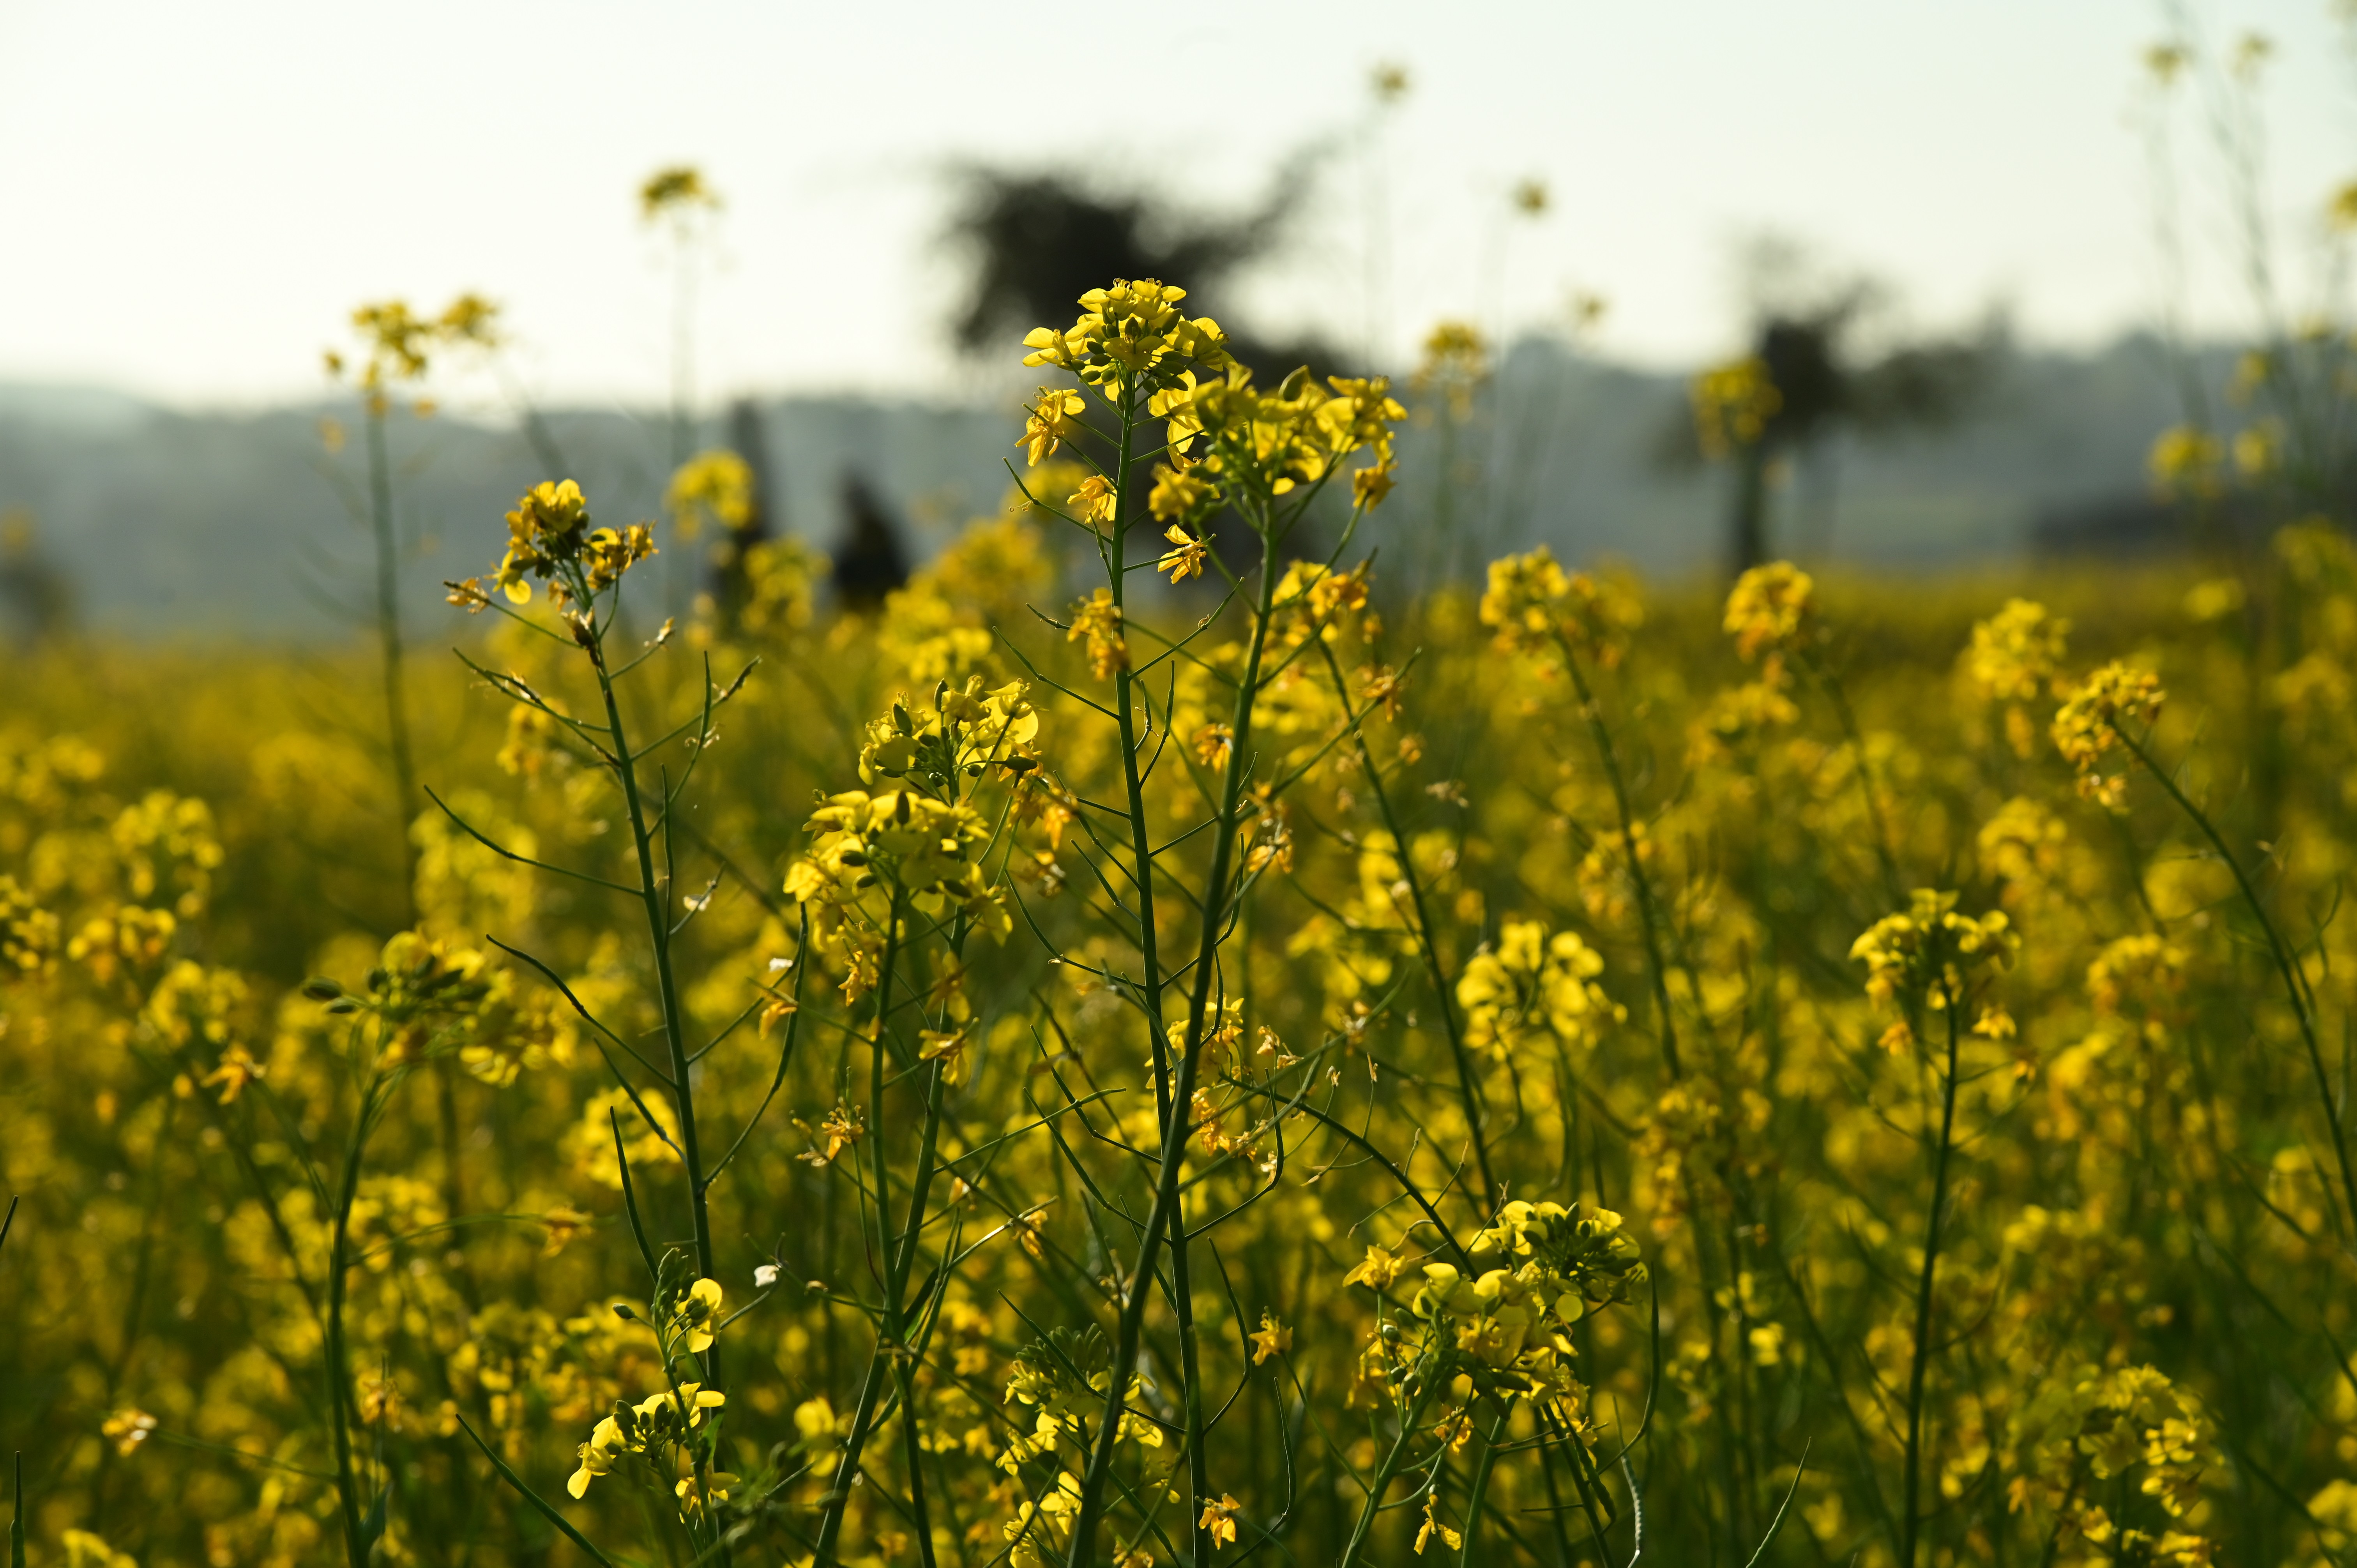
[
  {"left": 945, "top": 159, "right": 1341, "bottom": 375},
  {"left": 831, "top": 473, "right": 910, "bottom": 611},
  {"left": 0, "top": 510, "right": 72, "bottom": 648},
  {"left": 707, "top": 397, "right": 776, "bottom": 627},
  {"left": 1671, "top": 250, "right": 2003, "bottom": 574},
  {"left": 1731, "top": 304, "right": 1996, "bottom": 573}
]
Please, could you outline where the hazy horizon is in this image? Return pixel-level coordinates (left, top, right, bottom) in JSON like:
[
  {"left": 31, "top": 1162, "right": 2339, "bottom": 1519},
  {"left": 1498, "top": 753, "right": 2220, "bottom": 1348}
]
[{"left": 3, "top": 0, "right": 2352, "bottom": 411}]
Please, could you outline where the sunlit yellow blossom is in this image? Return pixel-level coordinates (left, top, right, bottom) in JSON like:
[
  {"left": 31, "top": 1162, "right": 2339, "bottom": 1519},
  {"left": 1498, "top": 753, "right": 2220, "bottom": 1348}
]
[
  {"left": 1069, "top": 474, "right": 1118, "bottom": 526},
  {"left": 1691, "top": 355, "right": 1780, "bottom": 458},
  {"left": 101, "top": 1409, "right": 157, "bottom": 1457},
  {"left": 672, "top": 1277, "right": 724, "bottom": 1353},
  {"left": 198, "top": 1043, "right": 265, "bottom": 1104},
  {"left": 1199, "top": 1494, "right": 1240, "bottom": 1549},
  {"left": 2148, "top": 425, "right": 2224, "bottom": 500},
  {"left": 1021, "top": 388, "right": 1088, "bottom": 466},
  {"left": 1416, "top": 1495, "right": 1463, "bottom": 1554},
  {"left": 1023, "top": 278, "right": 1232, "bottom": 393},
  {"left": 1850, "top": 889, "right": 2018, "bottom": 1013},
  {"left": 1148, "top": 461, "right": 1216, "bottom": 524},
  {"left": 1249, "top": 1311, "right": 1292, "bottom": 1365},
  {"left": 2052, "top": 661, "right": 2165, "bottom": 806},
  {"left": 1723, "top": 562, "right": 1813, "bottom": 667},
  {"left": 1067, "top": 588, "right": 1128, "bottom": 680},
  {"left": 1159, "top": 524, "right": 1210, "bottom": 583}
]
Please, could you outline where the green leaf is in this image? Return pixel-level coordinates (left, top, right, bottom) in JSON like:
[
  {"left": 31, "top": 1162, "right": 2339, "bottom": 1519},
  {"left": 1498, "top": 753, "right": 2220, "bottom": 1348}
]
[
  {"left": 358, "top": 1484, "right": 389, "bottom": 1560},
  {"left": 452, "top": 1413, "right": 621, "bottom": 1568}
]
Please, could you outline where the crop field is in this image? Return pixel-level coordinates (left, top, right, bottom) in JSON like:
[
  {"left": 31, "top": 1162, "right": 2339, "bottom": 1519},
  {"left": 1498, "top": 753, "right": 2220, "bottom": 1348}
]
[{"left": 4, "top": 274, "right": 2357, "bottom": 1568}]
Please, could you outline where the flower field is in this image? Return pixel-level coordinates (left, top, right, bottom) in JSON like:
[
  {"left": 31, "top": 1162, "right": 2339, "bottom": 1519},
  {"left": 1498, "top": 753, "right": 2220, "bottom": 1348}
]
[{"left": 3, "top": 279, "right": 2355, "bottom": 1568}]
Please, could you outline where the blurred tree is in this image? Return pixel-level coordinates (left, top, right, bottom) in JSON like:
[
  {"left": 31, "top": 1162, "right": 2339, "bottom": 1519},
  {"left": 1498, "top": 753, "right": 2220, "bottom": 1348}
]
[
  {"left": 707, "top": 397, "right": 776, "bottom": 628},
  {"left": 832, "top": 473, "right": 909, "bottom": 611},
  {"left": 0, "top": 507, "right": 72, "bottom": 647},
  {"left": 945, "top": 160, "right": 1341, "bottom": 374},
  {"left": 1680, "top": 244, "right": 2004, "bottom": 574}
]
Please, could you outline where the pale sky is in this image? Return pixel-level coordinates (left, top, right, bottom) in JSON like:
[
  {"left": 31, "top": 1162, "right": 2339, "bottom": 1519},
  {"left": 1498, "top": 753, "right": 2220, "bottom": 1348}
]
[{"left": 0, "top": 0, "right": 2350, "bottom": 410}]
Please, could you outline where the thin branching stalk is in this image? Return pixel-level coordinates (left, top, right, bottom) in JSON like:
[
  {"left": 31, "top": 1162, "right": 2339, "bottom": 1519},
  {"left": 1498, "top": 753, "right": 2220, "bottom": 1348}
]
[
  {"left": 587, "top": 621, "right": 718, "bottom": 1292},
  {"left": 2112, "top": 720, "right": 2357, "bottom": 1233},
  {"left": 1337, "top": 1374, "right": 1439, "bottom": 1568},
  {"left": 1313, "top": 638, "right": 1502, "bottom": 1213},
  {"left": 1064, "top": 493, "right": 1285, "bottom": 1568},
  {"left": 1898, "top": 988, "right": 1964, "bottom": 1568},
  {"left": 1548, "top": 629, "right": 1682, "bottom": 1081}
]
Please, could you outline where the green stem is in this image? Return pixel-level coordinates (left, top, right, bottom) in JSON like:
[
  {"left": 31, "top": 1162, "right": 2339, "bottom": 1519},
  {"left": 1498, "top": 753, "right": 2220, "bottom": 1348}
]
[
  {"left": 1315, "top": 639, "right": 1501, "bottom": 1213},
  {"left": 1338, "top": 1375, "right": 1439, "bottom": 1568},
  {"left": 2114, "top": 720, "right": 2357, "bottom": 1235},
  {"left": 364, "top": 401, "right": 419, "bottom": 923},
  {"left": 1455, "top": 1409, "right": 1510, "bottom": 1567},
  {"left": 1809, "top": 655, "right": 1903, "bottom": 907},
  {"left": 1551, "top": 631, "right": 1682, "bottom": 1080},
  {"left": 1898, "top": 991, "right": 1962, "bottom": 1568},
  {"left": 589, "top": 627, "right": 716, "bottom": 1293},
  {"left": 815, "top": 890, "right": 953, "bottom": 1567},
  {"left": 327, "top": 1074, "right": 387, "bottom": 1568},
  {"left": 1101, "top": 385, "right": 1212, "bottom": 1561},
  {"left": 1064, "top": 496, "right": 1285, "bottom": 1568}
]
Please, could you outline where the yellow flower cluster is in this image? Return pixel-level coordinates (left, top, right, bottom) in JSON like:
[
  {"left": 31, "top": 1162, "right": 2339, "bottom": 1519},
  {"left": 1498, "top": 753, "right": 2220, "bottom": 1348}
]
[
  {"left": 1401, "top": 1200, "right": 1645, "bottom": 1398},
  {"left": 1454, "top": 919, "right": 1622, "bottom": 1059},
  {"left": 788, "top": 789, "right": 1001, "bottom": 933},
  {"left": 1478, "top": 546, "right": 1644, "bottom": 667},
  {"left": 567, "top": 1381, "right": 728, "bottom": 1498},
  {"left": 1722, "top": 560, "right": 1814, "bottom": 669},
  {"left": 1023, "top": 278, "right": 1232, "bottom": 393},
  {"left": 449, "top": 480, "right": 657, "bottom": 611},
  {"left": 1151, "top": 364, "right": 1403, "bottom": 510},
  {"left": 1066, "top": 587, "right": 1127, "bottom": 680},
  {"left": 2052, "top": 660, "right": 2166, "bottom": 806},
  {"left": 1850, "top": 888, "right": 2018, "bottom": 1014},
  {"left": 664, "top": 449, "right": 754, "bottom": 540},
  {"left": 1690, "top": 354, "right": 1781, "bottom": 458},
  {"left": 2148, "top": 425, "right": 2224, "bottom": 501}
]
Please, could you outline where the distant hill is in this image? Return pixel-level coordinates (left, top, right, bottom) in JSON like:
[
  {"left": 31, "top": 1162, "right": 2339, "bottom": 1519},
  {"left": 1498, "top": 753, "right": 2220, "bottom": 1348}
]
[{"left": 0, "top": 334, "right": 2209, "bottom": 639}]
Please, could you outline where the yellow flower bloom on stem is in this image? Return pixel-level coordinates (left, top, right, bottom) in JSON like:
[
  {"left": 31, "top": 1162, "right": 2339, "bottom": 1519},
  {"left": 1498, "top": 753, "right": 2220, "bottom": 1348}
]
[
  {"left": 1068, "top": 474, "right": 1117, "bottom": 526},
  {"left": 1021, "top": 389, "right": 1087, "bottom": 466},
  {"left": 1199, "top": 1494, "right": 1240, "bottom": 1549},
  {"left": 1416, "top": 1495, "right": 1463, "bottom": 1555},
  {"left": 1068, "top": 588, "right": 1128, "bottom": 680},
  {"left": 1148, "top": 462, "right": 1216, "bottom": 524},
  {"left": 1159, "top": 525, "right": 1209, "bottom": 584},
  {"left": 1023, "top": 278, "right": 1232, "bottom": 393},
  {"left": 1723, "top": 562, "right": 1813, "bottom": 667},
  {"left": 1690, "top": 354, "right": 1780, "bottom": 458},
  {"left": 672, "top": 1277, "right": 724, "bottom": 1353},
  {"left": 2052, "top": 661, "right": 2165, "bottom": 807},
  {"left": 1343, "top": 1244, "right": 1404, "bottom": 1291},
  {"left": 1249, "top": 1311, "right": 1292, "bottom": 1365},
  {"left": 101, "top": 1409, "right": 156, "bottom": 1457},
  {"left": 198, "top": 1043, "right": 264, "bottom": 1104},
  {"left": 1849, "top": 889, "right": 2018, "bottom": 1012},
  {"left": 919, "top": 1026, "right": 972, "bottom": 1084}
]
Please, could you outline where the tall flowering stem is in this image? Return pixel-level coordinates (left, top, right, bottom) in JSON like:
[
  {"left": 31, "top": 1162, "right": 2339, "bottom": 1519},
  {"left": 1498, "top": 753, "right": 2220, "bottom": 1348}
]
[{"left": 1849, "top": 889, "right": 2017, "bottom": 1568}]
